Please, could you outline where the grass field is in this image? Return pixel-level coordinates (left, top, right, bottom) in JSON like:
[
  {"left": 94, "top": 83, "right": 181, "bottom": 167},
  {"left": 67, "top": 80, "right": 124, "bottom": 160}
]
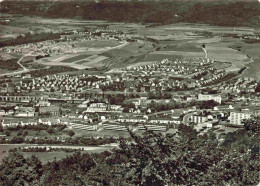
[
  {"left": 37, "top": 53, "right": 109, "bottom": 69},
  {"left": 158, "top": 23, "right": 255, "bottom": 35},
  {"left": 0, "top": 24, "right": 29, "bottom": 39},
  {"left": 61, "top": 54, "right": 92, "bottom": 63},
  {"left": 127, "top": 61, "right": 157, "bottom": 67},
  {"left": 150, "top": 51, "right": 204, "bottom": 58},
  {"left": 242, "top": 58, "right": 260, "bottom": 80},
  {"left": 211, "top": 61, "right": 232, "bottom": 70},
  {"left": 74, "top": 40, "right": 119, "bottom": 48},
  {"left": 0, "top": 144, "right": 113, "bottom": 164},
  {"left": 104, "top": 42, "right": 154, "bottom": 58},
  {"left": 147, "top": 34, "right": 201, "bottom": 41},
  {"left": 161, "top": 44, "right": 202, "bottom": 53},
  {"left": 134, "top": 53, "right": 183, "bottom": 63}
]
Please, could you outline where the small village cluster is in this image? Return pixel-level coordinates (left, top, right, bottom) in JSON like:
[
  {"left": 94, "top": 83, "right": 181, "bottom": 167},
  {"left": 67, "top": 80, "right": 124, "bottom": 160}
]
[
  {"left": 5, "top": 58, "right": 233, "bottom": 94},
  {"left": 0, "top": 29, "right": 134, "bottom": 57}
]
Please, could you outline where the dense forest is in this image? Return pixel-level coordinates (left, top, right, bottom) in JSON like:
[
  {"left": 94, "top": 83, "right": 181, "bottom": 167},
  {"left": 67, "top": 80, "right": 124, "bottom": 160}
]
[
  {"left": 0, "top": 58, "right": 20, "bottom": 71},
  {"left": 1, "top": 1, "right": 260, "bottom": 26},
  {"left": 0, "top": 117, "right": 259, "bottom": 185}
]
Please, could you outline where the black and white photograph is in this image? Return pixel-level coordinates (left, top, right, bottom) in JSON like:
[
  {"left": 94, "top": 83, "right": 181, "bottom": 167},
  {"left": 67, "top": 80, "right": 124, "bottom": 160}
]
[{"left": 0, "top": 0, "right": 259, "bottom": 185}]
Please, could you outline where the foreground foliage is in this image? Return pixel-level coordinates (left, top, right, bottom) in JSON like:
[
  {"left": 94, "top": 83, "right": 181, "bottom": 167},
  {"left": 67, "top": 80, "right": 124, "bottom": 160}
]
[{"left": 0, "top": 117, "right": 259, "bottom": 185}]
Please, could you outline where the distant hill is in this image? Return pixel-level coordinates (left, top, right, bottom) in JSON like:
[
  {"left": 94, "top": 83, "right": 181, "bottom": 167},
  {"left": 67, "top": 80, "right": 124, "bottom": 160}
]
[
  {"left": 1, "top": 1, "right": 260, "bottom": 26},
  {"left": 1, "top": 0, "right": 258, "bottom": 1}
]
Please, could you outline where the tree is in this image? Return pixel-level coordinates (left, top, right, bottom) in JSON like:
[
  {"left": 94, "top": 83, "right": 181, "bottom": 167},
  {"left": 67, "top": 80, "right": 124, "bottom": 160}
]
[
  {"left": 4, "top": 130, "right": 10, "bottom": 136},
  {"left": 0, "top": 124, "right": 3, "bottom": 132},
  {"left": 243, "top": 117, "right": 260, "bottom": 136},
  {"left": 47, "top": 128, "right": 55, "bottom": 134},
  {"left": 255, "top": 82, "right": 260, "bottom": 92},
  {"left": 68, "top": 130, "right": 75, "bottom": 137},
  {"left": 0, "top": 152, "right": 43, "bottom": 185}
]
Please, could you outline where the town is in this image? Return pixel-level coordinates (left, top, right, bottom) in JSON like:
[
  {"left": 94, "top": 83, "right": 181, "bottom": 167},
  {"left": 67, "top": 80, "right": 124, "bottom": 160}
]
[
  {"left": 0, "top": 0, "right": 259, "bottom": 185},
  {"left": 1, "top": 54, "right": 259, "bottom": 139}
]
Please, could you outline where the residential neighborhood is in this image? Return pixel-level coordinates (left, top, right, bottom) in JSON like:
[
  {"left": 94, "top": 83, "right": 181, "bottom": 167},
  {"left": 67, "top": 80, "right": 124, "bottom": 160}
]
[{"left": 0, "top": 0, "right": 259, "bottom": 185}]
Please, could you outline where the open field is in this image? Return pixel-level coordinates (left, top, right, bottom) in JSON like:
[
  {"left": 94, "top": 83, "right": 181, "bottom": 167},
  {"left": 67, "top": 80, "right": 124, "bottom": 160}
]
[
  {"left": 150, "top": 51, "right": 204, "bottom": 58},
  {"left": 0, "top": 24, "right": 29, "bottom": 39},
  {"left": 204, "top": 41, "right": 251, "bottom": 71},
  {"left": 147, "top": 34, "right": 202, "bottom": 41},
  {"left": 37, "top": 53, "right": 109, "bottom": 69},
  {"left": 161, "top": 43, "right": 202, "bottom": 53},
  {"left": 158, "top": 23, "right": 256, "bottom": 35},
  {"left": 104, "top": 41, "right": 153, "bottom": 57},
  {"left": 0, "top": 144, "right": 112, "bottom": 164},
  {"left": 61, "top": 54, "right": 92, "bottom": 63},
  {"left": 74, "top": 40, "right": 119, "bottom": 48},
  {"left": 227, "top": 40, "right": 260, "bottom": 79},
  {"left": 35, "top": 40, "right": 128, "bottom": 69},
  {"left": 211, "top": 61, "right": 232, "bottom": 70},
  {"left": 242, "top": 58, "right": 260, "bottom": 80},
  {"left": 135, "top": 53, "right": 183, "bottom": 63},
  {"left": 127, "top": 61, "right": 157, "bottom": 68}
]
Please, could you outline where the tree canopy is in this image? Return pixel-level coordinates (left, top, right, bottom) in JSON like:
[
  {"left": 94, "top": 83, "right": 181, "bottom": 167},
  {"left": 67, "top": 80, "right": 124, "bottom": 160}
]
[{"left": 0, "top": 117, "right": 259, "bottom": 185}]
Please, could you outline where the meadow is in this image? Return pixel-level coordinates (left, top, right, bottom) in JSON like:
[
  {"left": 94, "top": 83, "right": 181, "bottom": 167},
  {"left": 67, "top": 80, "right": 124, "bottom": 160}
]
[
  {"left": 0, "top": 144, "right": 111, "bottom": 164},
  {"left": 74, "top": 40, "right": 119, "bottom": 48}
]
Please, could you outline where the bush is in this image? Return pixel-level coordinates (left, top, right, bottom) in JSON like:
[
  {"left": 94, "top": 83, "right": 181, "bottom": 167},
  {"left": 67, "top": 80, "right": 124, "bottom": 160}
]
[
  {"left": 4, "top": 131, "right": 10, "bottom": 136},
  {"left": 47, "top": 128, "right": 54, "bottom": 134},
  {"left": 68, "top": 130, "right": 75, "bottom": 137}
]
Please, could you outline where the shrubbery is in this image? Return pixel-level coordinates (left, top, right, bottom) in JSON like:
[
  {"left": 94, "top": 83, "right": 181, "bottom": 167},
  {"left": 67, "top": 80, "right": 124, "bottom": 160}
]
[
  {"left": 0, "top": 117, "right": 259, "bottom": 185},
  {"left": 23, "top": 66, "right": 76, "bottom": 78},
  {"left": 0, "top": 58, "right": 20, "bottom": 71},
  {"left": 0, "top": 32, "right": 63, "bottom": 48}
]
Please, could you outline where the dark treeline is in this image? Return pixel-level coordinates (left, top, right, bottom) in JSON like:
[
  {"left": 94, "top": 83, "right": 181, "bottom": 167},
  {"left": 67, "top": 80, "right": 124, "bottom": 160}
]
[
  {"left": 22, "top": 66, "right": 77, "bottom": 78},
  {"left": 0, "top": 58, "right": 20, "bottom": 71},
  {"left": 1, "top": 1, "right": 260, "bottom": 26},
  {"left": 0, "top": 32, "right": 64, "bottom": 48}
]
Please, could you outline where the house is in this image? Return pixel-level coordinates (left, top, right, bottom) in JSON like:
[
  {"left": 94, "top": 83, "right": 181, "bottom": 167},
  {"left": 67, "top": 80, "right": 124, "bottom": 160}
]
[
  {"left": 137, "top": 123, "right": 169, "bottom": 132},
  {"left": 84, "top": 103, "right": 123, "bottom": 113},
  {"left": 117, "top": 116, "right": 147, "bottom": 123},
  {"left": 20, "top": 119, "right": 37, "bottom": 126},
  {"left": 39, "top": 106, "right": 60, "bottom": 116},
  {"left": 0, "top": 110, "right": 6, "bottom": 116},
  {"left": 194, "top": 122, "right": 214, "bottom": 132},
  {"left": 37, "top": 101, "right": 51, "bottom": 107},
  {"left": 38, "top": 118, "right": 61, "bottom": 125},
  {"left": 85, "top": 103, "right": 107, "bottom": 112},
  {"left": 1, "top": 119, "right": 37, "bottom": 128},
  {"left": 15, "top": 107, "right": 35, "bottom": 117},
  {"left": 198, "top": 94, "right": 222, "bottom": 104},
  {"left": 149, "top": 118, "right": 175, "bottom": 124},
  {"left": 213, "top": 105, "right": 234, "bottom": 111},
  {"left": 78, "top": 100, "right": 90, "bottom": 108},
  {"left": 2, "top": 119, "right": 19, "bottom": 128}
]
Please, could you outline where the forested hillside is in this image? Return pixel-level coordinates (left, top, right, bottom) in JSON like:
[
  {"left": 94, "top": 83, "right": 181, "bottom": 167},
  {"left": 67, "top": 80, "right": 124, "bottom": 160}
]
[
  {"left": 0, "top": 117, "right": 259, "bottom": 185},
  {"left": 1, "top": 1, "right": 260, "bottom": 26}
]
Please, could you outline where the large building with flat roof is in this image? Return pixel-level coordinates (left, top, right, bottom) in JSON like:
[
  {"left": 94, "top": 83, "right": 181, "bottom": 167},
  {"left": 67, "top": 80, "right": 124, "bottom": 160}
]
[
  {"left": 229, "top": 110, "right": 251, "bottom": 125},
  {"left": 198, "top": 94, "right": 222, "bottom": 104}
]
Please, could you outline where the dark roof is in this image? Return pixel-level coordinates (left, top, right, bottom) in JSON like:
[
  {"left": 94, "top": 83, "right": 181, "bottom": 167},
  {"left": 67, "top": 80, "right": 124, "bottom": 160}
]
[{"left": 39, "top": 106, "right": 60, "bottom": 113}]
